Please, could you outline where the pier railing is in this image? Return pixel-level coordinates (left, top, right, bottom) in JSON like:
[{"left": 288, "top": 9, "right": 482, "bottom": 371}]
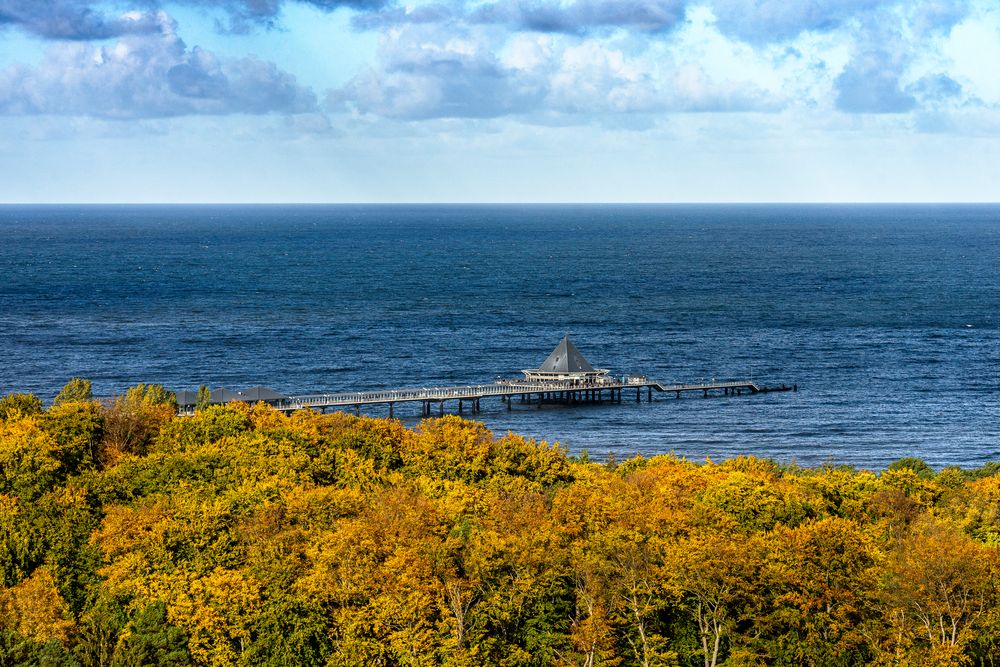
[
  {"left": 284, "top": 377, "right": 655, "bottom": 410},
  {"left": 176, "top": 377, "right": 771, "bottom": 416}
]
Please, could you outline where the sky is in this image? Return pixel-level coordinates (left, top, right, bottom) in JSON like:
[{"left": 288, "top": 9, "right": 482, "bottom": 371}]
[{"left": 0, "top": 0, "right": 998, "bottom": 203}]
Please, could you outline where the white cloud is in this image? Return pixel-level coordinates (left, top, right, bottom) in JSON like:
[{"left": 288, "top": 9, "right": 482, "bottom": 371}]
[
  {"left": 333, "top": 21, "right": 785, "bottom": 120},
  {"left": 0, "top": 13, "right": 317, "bottom": 118},
  {"left": 942, "top": 6, "right": 1000, "bottom": 104},
  {"left": 548, "top": 41, "right": 652, "bottom": 112},
  {"left": 707, "top": 0, "right": 887, "bottom": 43}
]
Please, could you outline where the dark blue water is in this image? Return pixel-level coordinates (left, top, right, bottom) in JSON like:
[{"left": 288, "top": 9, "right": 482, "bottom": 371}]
[{"left": 2, "top": 204, "right": 999, "bottom": 469}]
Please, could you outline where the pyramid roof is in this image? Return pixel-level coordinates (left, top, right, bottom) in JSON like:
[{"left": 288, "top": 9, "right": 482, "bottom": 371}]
[{"left": 537, "top": 335, "right": 596, "bottom": 373}]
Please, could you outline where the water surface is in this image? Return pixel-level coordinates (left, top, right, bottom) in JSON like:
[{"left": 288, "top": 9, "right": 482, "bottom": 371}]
[{"left": 2, "top": 204, "right": 998, "bottom": 468}]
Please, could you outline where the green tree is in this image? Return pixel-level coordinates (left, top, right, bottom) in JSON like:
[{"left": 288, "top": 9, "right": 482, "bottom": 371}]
[
  {"left": 195, "top": 385, "right": 211, "bottom": 413},
  {"left": 39, "top": 401, "right": 104, "bottom": 477},
  {"left": 0, "top": 394, "right": 43, "bottom": 421},
  {"left": 0, "top": 419, "right": 63, "bottom": 501},
  {"left": 888, "top": 457, "right": 935, "bottom": 480},
  {"left": 111, "top": 601, "right": 190, "bottom": 667},
  {"left": 0, "top": 629, "right": 79, "bottom": 667},
  {"left": 75, "top": 602, "right": 126, "bottom": 667},
  {"left": 53, "top": 379, "right": 93, "bottom": 406},
  {"left": 123, "top": 385, "right": 176, "bottom": 409}
]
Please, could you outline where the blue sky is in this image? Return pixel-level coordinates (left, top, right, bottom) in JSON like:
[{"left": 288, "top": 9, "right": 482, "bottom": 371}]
[{"left": 1, "top": 0, "right": 998, "bottom": 202}]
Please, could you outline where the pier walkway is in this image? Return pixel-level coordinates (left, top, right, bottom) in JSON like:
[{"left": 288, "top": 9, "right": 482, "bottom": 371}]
[
  {"left": 175, "top": 338, "right": 795, "bottom": 418},
  {"left": 178, "top": 377, "right": 789, "bottom": 418}
]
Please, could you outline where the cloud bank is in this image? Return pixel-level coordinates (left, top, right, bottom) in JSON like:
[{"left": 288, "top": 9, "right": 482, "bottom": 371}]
[
  {"left": 0, "top": 0, "right": 991, "bottom": 126},
  {"left": 333, "top": 26, "right": 784, "bottom": 120},
  {"left": 0, "top": 0, "right": 390, "bottom": 39},
  {"left": 344, "top": 0, "right": 986, "bottom": 122},
  {"left": 0, "top": 1, "right": 163, "bottom": 40},
  {"left": 0, "top": 13, "right": 316, "bottom": 117}
]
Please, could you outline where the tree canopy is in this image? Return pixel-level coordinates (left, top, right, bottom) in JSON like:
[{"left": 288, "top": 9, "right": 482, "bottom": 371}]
[
  {"left": 53, "top": 379, "right": 93, "bottom": 406},
  {"left": 1, "top": 388, "right": 999, "bottom": 666}
]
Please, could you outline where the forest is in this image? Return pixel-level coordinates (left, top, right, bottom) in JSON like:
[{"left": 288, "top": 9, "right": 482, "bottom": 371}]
[{"left": 2, "top": 381, "right": 1000, "bottom": 666}]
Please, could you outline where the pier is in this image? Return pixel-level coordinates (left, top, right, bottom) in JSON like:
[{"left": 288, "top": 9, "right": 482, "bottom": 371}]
[
  {"left": 273, "top": 377, "right": 779, "bottom": 418},
  {"left": 176, "top": 336, "right": 794, "bottom": 417}
]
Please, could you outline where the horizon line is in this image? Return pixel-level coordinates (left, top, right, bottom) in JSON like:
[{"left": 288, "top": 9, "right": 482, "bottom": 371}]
[{"left": 2, "top": 201, "right": 1000, "bottom": 207}]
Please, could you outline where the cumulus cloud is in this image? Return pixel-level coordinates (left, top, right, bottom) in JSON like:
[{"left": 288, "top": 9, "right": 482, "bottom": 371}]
[
  {"left": 357, "top": 0, "right": 975, "bottom": 45},
  {"left": 332, "top": 30, "right": 546, "bottom": 118},
  {"left": 356, "top": 0, "right": 968, "bottom": 42},
  {"left": 8, "top": 0, "right": 959, "bottom": 48},
  {"left": 332, "top": 25, "right": 781, "bottom": 120},
  {"left": 0, "top": 13, "right": 316, "bottom": 118},
  {"left": 834, "top": 47, "right": 916, "bottom": 113},
  {"left": 904, "top": 0, "right": 971, "bottom": 38},
  {"left": 355, "top": 0, "right": 689, "bottom": 34},
  {"left": 0, "top": 1, "right": 164, "bottom": 40},
  {"left": 332, "top": 28, "right": 656, "bottom": 119},
  {"left": 666, "top": 63, "right": 784, "bottom": 112},
  {"left": 830, "top": 2, "right": 971, "bottom": 114},
  {"left": 1, "top": 0, "right": 982, "bottom": 124},
  {"left": 708, "top": 0, "right": 888, "bottom": 44},
  {"left": 0, "top": 0, "right": 390, "bottom": 38},
  {"left": 545, "top": 41, "right": 653, "bottom": 111},
  {"left": 909, "top": 73, "right": 963, "bottom": 103},
  {"left": 198, "top": 0, "right": 390, "bottom": 33},
  {"left": 351, "top": 3, "right": 459, "bottom": 30},
  {"left": 470, "top": 0, "right": 687, "bottom": 35}
]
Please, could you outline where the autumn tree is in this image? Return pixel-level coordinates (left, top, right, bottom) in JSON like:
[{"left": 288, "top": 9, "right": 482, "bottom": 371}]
[
  {"left": 762, "top": 517, "right": 882, "bottom": 665},
  {"left": 884, "top": 517, "right": 998, "bottom": 665},
  {"left": 53, "top": 378, "right": 93, "bottom": 406},
  {"left": 101, "top": 384, "right": 177, "bottom": 464},
  {"left": 0, "top": 394, "right": 42, "bottom": 421},
  {"left": 0, "top": 417, "right": 63, "bottom": 501},
  {"left": 0, "top": 566, "right": 74, "bottom": 645},
  {"left": 667, "top": 529, "right": 763, "bottom": 667},
  {"left": 6, "top": 399, "right": 1000, "bottom": 666},
  {"left": 40, "top": 399, "right": 104, "bottom": 476}
]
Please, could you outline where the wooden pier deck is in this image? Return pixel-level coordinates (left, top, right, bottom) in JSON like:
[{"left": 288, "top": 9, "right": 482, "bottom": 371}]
[{"left": 179, "top": 377, "right": 794, "bottom": 417}]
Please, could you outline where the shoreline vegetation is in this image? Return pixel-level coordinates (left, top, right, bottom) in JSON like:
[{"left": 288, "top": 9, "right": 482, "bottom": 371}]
[{"left": 2, "top": 383, "right": 1000, "bottom": 666}]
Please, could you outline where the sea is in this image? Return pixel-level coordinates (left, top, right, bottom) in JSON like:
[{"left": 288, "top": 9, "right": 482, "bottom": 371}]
[{"left": 1, "top": 204, "right": 998, "bottom": 470}]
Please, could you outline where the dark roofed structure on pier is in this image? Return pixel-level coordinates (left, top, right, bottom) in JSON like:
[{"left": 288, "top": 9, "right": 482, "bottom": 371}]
[
  {"left": 522, "top": 336, "right": 610, "bottom": 382},
  {"left": 174, "top": 386, "right": 288, "bottom": 413},
  {"left": 176, "top": 390, "right": 199, "bottom": 410},
  {"left": 538, "top": 336, "right": 595, "bottom": 374},
  {"left": 240, "top": 385, "right": 288, "bottom": 403},
  {"left": 211, "top": 388, "right": 244, "bottom": 404}
]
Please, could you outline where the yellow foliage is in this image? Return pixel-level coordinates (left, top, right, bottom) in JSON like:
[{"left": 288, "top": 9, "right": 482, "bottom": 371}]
[
  {"left": 696, "top": 470, "right": 812, "bottom": 531},
  {"left": 0, "top": 566, "right": 74, "bottom": 644},
  {"left": 878, "top": 467, "right": 940, "bottom": 506},
  {"left": 171, "top": 567, "right": 264, "bottom": 665},
  {"left": 970, "top": 474, "right": 1000, "bottom": 502},
  {"left": 718, "top": 455, "right": 782, "bottom": 477},
  {"left": 0, "top": 417, "right": 62, "bottom": 499},
  {"left": 800, "top": 467, "right": 880, "bottom": 521},
  {"left": 248, "top": 401, "right": 289, "bottom": 431},
  {"left": 887, "top": 517, "right": 997, "bottom": 654},
  {"left": 8, "top": 401, "right": 1000, "bottom": 665},
  {"left": 0, "top": 493, "right": 19, "bottom": 523}
]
